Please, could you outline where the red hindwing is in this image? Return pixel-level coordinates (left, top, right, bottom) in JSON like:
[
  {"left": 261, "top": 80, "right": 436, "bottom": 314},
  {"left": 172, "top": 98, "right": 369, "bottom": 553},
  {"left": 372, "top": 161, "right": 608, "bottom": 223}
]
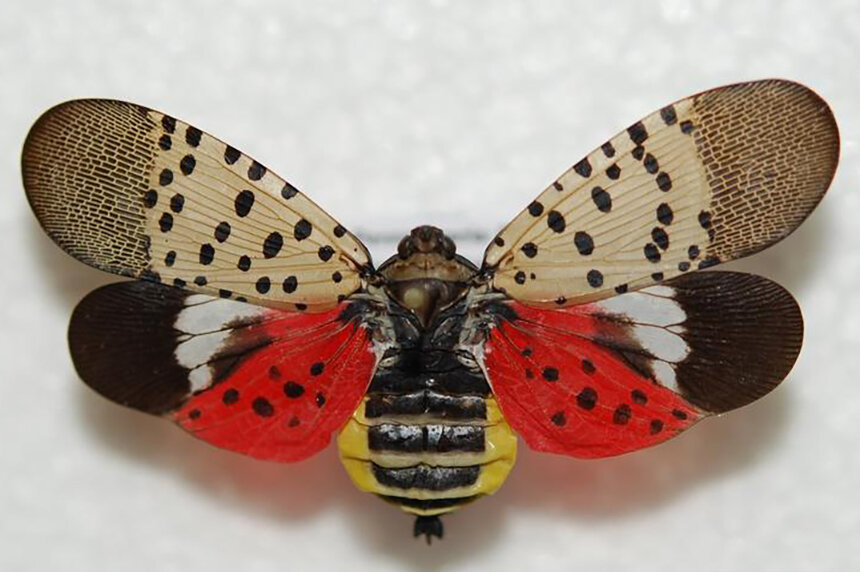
[
  {"left": 173, "top": 304, "right": 376, "bottom": 462},
  {"left": 480, "top": 272, "right": 803, "bottom": 458},
  {"left": 484, "top": 301, "right": 698, "bottom": 458}
]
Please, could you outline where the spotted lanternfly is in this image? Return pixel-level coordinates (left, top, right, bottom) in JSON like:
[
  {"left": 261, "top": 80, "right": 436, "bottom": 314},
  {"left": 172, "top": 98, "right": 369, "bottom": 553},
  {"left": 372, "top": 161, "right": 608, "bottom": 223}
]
[{"left": 23, "top": 80, "right": 838, "bottom": 543}]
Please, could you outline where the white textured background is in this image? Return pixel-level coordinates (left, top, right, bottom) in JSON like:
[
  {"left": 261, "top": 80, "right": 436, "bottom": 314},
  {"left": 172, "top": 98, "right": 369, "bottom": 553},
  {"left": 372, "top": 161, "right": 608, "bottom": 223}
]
[{"left": 2, "top": 1, "right": 858, "bottom": 571}]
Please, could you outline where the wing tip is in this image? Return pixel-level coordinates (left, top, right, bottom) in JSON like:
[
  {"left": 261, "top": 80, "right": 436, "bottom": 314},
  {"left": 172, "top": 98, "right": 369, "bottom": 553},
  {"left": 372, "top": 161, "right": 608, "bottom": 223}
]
[
  {"left": 668, "top": 271, "right": 804, "bottom": 414},
  {"left": 68, "top": 281, "right": 190, "bottom": 415},
  {"left": 22, "top": 98, "right": 155, "bottom": 276}
]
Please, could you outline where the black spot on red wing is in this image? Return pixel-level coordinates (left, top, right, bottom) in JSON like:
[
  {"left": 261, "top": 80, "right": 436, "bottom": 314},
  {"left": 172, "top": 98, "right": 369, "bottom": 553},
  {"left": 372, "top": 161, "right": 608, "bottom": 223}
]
[
  {"left": 553, "top": 181, "right": 563, "bottom": 191},
  {"left": 237, "top": 255, "right": 251, "bottom": 271},
  {"left": 514, "top": 271, "right": 526, "bottom": 285},
  {"left": 215, "top": 221, "right": 231, "bottom": 243},
  {"left": 318, "top": 246, "right": 335, "bottom": 261},
  {"left": 591, "top": 187, "right": 612, "bottom": 212},
  {"left": 577, "top": 387, "right": 597, "bottom": 410},
  {"left": 547, "top": 210, "right": 566, "bottom": 233},
  {"left": 268, "top": 365, "right": 281, "bottom": 380},
  {"left": 263, "top": 232, "right": 283, "bottom": 258},
  {"left": 613, "top": 404, "right": 632, "bottom": 425},
  {"left": 161, "top": 115, "right": 176, "bottom": 133},
  {"left": 235, "top": 190, "right": 255, "bottom": 217},
  {"left": 550, "top": 411, "right": 566, "bottom": 426},
  {"left": 159, "top": 168, "right": 173, "bottom": 186},
  {"left": 143, "top": 190, "right": 158, "bottom": 208},
  {"left": 574, "top": 231, "right": 594, "bottom": 255},
  {"left": 256, "top": 276, "right": 271, "bottom": 294},
  {"left": 180, "top": 154, "right": 196, "bottom": 176},
  {"left": 199, "top": 244, "right": 215, "bottom": 265},
  {"left": 582, "top": 359, "right": 596, "bottom": 374},
  {"left": 627, "top": 121, "right": 648, "bottom": 145},
  {"left": 224, "top": 146, "right": 241, "bottom": 165},
  {"left": 248, "top": 161, "right": 266, "bottom": 181},
  {"left": 294, "top": 219, "right": 313, "bottom": 241},
  {"left": 631, "top": 389, "right": 648, "bottom": 404},
  {"left": 158, "top": 134, "right": 172, "bottom": 151},
  {"left": 521, "top": 347, "right": 533, "bottom": 357},
  {"left": 288, "top": 416, "right": 301, "bottom": 428},
  {"left": 315, "top": 392, "right": 326, "bottom": 407},
  {"left": 170, "top": 194, "right": 185, "bottom": 213},
  {"left": 252, "top": 397, "right": 274, "bottom": 417},
  {"left": 644, "top": 243, "right": 661, "bottom": 263},
  {"left": 672, "top": 409, "right": 689, "bottom": 420},
  {"left": 542, "top": 367, "right": 559, "bottom": 382},
  {"left": 521, "top": 243, "right": 538, "bottom": 258},
  {"left": 525, "top": 369, "right": 534, "bottom": 379},
  {"left": 657, "top": 203, "right": 674, "bottom": 225},
  {"left": 586, "top": 269, "right": 603, "bottom": 288},
  {"left": 650, "top": 419, "right": 664, "bottom": 434},
  {"left": 189, "top": 409, "right": 201, "bottom": 420},
  {"left": 605, "top": 164, "right": 621, "bottom": 180},
  {"left": 601, "top": 141, "right": 616, "bottom": 158},
  {"left": 573, "top": 158, "right": 592, "bottom": 177},
  {"left": 660, "top": 105, "right": 677, "bottom": 125},
  {"left": 310, "top": 362, "right": 324, "bottom": 376},
  {"left": 528, "top": 201, "right": 544, "bottom": 217},
  {"left": 656, "top": 172, "right": 672, "bottom": 191},
  {"left": 222, "top": 388, "right": 239, "bottom": 405},
  {"left": 282, "top": 276, "right": 297, "bottom": 293},
  {"left": 284, "top": 381, "right": 305, "bottom": 398},
  {"left": 643, "top": 153, "right": 659, "bottom": 174}
]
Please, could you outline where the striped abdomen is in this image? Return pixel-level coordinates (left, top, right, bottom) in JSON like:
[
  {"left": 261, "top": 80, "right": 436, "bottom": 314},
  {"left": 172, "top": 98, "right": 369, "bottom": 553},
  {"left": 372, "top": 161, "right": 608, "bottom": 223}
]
[{"left": 338, "top": 359, "right": 517, "bottom": 516}]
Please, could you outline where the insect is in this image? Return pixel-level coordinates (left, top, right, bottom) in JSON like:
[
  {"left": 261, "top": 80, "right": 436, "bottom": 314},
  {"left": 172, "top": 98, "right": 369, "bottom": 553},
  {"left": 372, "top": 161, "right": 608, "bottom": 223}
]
[{"left": 23, "top": 80, "right": 838, "bottom": 543}]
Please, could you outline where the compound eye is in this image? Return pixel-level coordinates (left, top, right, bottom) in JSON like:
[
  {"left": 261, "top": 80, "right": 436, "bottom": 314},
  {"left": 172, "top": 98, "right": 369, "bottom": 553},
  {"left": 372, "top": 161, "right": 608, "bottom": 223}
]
[
  {"left": 397, "top": 236, "right": 412, "bottom": 259},
  {"left": 441, "top": 236, "right": 456, "bottom": 259}
]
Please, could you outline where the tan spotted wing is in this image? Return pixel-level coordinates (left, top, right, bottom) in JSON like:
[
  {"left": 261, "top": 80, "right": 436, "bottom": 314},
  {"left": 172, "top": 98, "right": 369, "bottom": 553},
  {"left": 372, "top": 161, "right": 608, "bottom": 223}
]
[
  {"left": 484, "top": 80, "right": 839, "bottom": 306},
  {"left": 23, "top": 99, "right": 370, "bottom": 311}
]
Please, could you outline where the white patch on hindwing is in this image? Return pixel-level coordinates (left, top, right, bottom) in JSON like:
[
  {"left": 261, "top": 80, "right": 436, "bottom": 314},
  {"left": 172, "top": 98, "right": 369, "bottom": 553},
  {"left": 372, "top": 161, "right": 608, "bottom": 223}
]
[
  {"left": 174, "top": 296, "right": 268, "bottom": 392},
  {"left": 595, "top": 285, "right": 689, "bottom": 391}
]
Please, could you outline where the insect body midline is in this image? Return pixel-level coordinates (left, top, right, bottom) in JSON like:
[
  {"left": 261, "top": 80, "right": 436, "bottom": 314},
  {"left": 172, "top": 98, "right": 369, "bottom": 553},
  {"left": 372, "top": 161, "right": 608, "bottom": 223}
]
[{"left": 337, "top": 296, "right": 518, "bottom": 516}]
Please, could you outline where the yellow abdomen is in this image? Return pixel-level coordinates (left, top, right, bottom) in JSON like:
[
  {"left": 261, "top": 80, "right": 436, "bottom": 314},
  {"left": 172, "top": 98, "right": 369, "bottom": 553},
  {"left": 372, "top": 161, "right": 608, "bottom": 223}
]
[{"left": 337, "top": 395, "right": 517, "bottom": 516}]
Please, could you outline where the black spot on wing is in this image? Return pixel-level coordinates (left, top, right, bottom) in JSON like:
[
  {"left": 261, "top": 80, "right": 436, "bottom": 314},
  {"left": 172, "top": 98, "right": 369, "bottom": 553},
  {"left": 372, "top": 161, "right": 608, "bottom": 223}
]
[
  {"left": 627, "top": 121, "right": 648, "bottom": 145},
  {"left": 185, "top": 126, "right": 202, "bottom": 147},
  {"left": 660, "top": 105, "right": 677, "bottom": 125},
  {"left": 573, "top": 158, "right": 592, "bottom": 177}
]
